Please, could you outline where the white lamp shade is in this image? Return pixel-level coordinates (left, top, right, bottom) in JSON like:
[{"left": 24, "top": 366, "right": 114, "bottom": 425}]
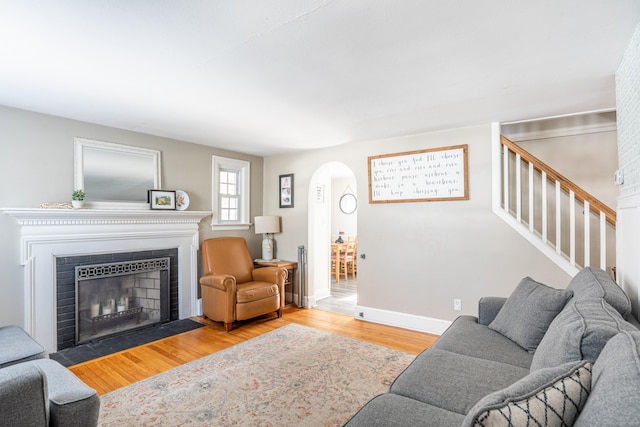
[{"left": 254, "top": 216, "right": 280, "bottom": 234}]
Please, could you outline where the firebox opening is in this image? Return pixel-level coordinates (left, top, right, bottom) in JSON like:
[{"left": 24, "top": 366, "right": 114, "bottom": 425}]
[{"left": 75, "top": 257, "right": 171, "bottom": 345}]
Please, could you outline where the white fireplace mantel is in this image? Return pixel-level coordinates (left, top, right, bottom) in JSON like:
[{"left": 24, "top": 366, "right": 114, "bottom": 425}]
[{"left": 2, "top": 208, "right": 211, "bottom": 353}]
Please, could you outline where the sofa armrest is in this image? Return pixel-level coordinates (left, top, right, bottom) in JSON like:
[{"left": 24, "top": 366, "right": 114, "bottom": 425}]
[
  {"left": 478, "top": 297, "right": 507, "bottom": 325},
  {"left": 0, "top": 362, "right": 49, "bottom": 425},
  {"left": 0, "top": 325, "right": 47, "bottom": 368}
]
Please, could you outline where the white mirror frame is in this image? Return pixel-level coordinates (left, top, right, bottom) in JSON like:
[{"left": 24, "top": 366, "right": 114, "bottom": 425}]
[{"left": 74, "top": 138, "right": 161, "bottom": 209}]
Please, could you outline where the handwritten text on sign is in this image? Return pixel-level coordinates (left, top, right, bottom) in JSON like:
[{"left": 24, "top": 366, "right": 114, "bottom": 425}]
[{"left": 368, "top": 145, "right": 468, "bottom": 203}]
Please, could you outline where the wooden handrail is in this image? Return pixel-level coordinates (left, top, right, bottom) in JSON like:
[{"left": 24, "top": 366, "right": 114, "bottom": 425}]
[{"left": 500, "top": 135, "right": 616, "bottom": 226}]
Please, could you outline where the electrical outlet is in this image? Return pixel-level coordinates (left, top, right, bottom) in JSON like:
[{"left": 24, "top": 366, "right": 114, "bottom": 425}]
[{"left": 454, "top": 299, "right": 462, "bottom": 311}]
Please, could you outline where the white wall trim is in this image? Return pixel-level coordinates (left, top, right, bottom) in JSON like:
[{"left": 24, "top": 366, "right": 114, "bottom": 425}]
[
  {"left": 617, "top": 191, "right": 640, "bottom": 210},
  {"left": 354, "top": 304, "right": 451, "bottom": 336},
  {"left": 314, "top": 287, "right": 332, "bottom": 304}
]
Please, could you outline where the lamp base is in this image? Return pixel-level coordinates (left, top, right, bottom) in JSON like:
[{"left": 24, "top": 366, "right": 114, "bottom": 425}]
[{"left": 262, "top": 235, "right": 274, "bottom": 261}]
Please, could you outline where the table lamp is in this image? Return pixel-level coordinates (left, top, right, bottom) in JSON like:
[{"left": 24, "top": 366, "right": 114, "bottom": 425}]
[{"left": 254, "top": 216, "right": 280, "bottom": 261}]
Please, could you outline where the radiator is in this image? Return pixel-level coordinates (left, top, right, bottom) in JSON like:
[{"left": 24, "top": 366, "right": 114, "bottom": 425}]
[{"left": 297, "top": 245, "right": 307, "bottom": 307}]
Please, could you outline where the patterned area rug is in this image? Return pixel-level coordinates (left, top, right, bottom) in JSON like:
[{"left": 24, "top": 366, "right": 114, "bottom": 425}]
[{"left": 98, "top": 323, "right": 415, "bottom": 426}]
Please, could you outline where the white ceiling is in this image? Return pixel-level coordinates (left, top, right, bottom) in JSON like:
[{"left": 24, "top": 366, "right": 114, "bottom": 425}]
[{"left": 1, "top": 1, "right": 639, "bottom": 156}]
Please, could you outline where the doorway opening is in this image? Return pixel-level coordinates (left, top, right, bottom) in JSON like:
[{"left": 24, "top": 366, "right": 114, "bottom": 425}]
[{"left": 308, "top": 162, "right": 357, "bottom": 316}]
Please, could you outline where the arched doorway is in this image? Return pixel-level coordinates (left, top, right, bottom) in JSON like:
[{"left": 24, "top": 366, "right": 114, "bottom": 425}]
[{"left": 307, "top": 162, "right": 357, "bottom": 315}]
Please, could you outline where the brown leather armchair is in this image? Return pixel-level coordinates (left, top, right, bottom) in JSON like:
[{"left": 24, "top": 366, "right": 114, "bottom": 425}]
[{"left": 199, "top": 237, "right": 287, "bottom": 332}]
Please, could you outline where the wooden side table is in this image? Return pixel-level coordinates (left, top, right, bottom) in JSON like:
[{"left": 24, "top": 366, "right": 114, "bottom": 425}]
[{"left": 254, "top": 260, "right": 298, "bottom": 307}]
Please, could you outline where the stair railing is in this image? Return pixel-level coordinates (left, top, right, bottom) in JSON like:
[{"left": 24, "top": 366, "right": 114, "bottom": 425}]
[{"left": 493, "top": 132, "right": 616, "bottom": 276}]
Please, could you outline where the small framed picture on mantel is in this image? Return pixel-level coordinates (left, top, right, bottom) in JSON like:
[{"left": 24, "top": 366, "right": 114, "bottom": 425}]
[
  {"left": 279, "top": 174, "right": 294, "bottom": 208},
  {"left": 148, "top": 190, "right": 176, "bottom": 210}
]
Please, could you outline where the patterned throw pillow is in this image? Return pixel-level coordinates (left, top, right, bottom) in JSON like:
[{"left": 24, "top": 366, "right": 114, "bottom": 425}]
[{"left": 461, "top": 361, "right": 592, "bottom": 427}]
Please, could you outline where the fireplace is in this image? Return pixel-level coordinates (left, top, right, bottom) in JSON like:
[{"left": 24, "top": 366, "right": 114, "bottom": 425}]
[
  {"left": 56, "top": 249, "right": 178, "bottom": 350},
  {"left": 1, "top": 208, "right": 211, "bottom": 353}
]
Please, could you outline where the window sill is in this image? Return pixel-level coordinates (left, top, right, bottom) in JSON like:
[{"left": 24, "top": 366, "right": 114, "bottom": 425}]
[{"left": 210, "top": 222, "right": 252, "bottom": 231}]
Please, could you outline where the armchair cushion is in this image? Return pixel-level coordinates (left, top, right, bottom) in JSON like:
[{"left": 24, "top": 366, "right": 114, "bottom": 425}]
[{"left": 236, "top": 281, "right": 279, "bottom": 303}]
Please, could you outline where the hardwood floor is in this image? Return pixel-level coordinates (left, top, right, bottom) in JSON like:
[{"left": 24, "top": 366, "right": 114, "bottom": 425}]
[{"left": 70, "top": 307, "right": 439, "bottom": 395}]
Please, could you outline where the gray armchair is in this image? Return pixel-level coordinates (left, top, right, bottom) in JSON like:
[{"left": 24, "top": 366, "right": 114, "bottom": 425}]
[{"left": 0, "top": 325, "right": 100, "bottom": 427}]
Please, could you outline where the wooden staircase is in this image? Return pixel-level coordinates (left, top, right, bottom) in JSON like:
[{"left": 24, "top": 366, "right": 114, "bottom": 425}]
[{"left": 492, "top": 128, "right": 616, "bottom": 277}]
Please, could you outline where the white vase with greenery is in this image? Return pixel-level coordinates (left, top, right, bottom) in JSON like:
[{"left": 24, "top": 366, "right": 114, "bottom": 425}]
[{"left": 72, "top": 189, "right": 85, "bottom": 209}]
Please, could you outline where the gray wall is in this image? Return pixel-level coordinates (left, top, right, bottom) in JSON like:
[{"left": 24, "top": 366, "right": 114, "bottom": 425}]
[
  {"left": 263, "top": 124, "right": 571, "bottom": 324},
  {"left": 0, "top": 106, "right": 265, "bottom": 327}
]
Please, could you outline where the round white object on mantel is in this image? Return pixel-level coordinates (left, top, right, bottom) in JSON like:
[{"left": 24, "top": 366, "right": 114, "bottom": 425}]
[{"left": 175, "top": 190, "right": 190, "bottom": 211}]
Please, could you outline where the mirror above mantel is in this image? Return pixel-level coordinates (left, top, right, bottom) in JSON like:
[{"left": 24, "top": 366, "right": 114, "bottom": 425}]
[{"left": 74, "top": 137, "right": 161, "bottom": 209}]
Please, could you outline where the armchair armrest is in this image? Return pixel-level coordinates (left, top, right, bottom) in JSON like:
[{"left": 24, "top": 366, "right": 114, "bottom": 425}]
[
  {"left": 253, "top": 266, "right": 287, "bottom": 286},
  {"left": 0, "top": 362, "right": 49, "bottom": 425},
  {"left": 478, "top": 296, "right": 507, "bottom": 325},
  {"left": 199, "top": 274, "right": 236, "bottom": 292}
]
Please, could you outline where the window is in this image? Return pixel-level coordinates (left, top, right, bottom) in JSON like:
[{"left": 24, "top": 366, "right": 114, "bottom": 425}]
[{"left": 212, "top": 156, "right": 250, "bottom": 230}]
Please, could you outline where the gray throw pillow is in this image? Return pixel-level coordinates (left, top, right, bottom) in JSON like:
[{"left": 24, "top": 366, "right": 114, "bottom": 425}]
[
  {"left": 530, "top": 298, "right": 638, "bottom": 371},
  {"left": 461, "top": 360, "right": 592, "bottom": 427},
  {"left": 489, "top": 277, "right": 572, "bottom": 352}
]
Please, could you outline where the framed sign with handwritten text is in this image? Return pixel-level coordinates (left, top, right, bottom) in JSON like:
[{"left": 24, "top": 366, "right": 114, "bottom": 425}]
[{"left": 368, "top": 145, "right": 468, "bottom": 203}]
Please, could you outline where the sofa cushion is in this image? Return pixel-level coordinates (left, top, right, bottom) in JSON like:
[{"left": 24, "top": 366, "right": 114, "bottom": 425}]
[
  {"left": 343, "top": 393, "right": 465, "bottom": 427},
  {"left": 432, "top": 316, "right": 532, "bottom": 369},
  {"left": 390, "top": 348, "right": 529, "bottom": 415},
  {"left": 567, "top": 266, "right": 631, "bottom": 317},
  {"left": 530, "top": 298, "right": 638, "bottom": 371},
  {"left": 574, "top": 331, "right": 640, "bottom": 426},
  {"left": 462, "top": 360, "right": 591, "bottom": 427},
  {"left": 488, "top": 277, "right": 573, "bottom": 352}
]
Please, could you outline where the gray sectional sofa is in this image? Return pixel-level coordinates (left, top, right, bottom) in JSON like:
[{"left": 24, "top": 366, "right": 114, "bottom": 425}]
[
  {"left": 344, "top": 267, "right": 640, "bottom": 426},
  {"left": 0, "top": 325, "right": 100, "bottom": 426}
]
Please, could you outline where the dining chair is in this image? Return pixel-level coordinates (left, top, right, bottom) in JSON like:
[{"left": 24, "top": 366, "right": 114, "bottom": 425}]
[
  {"left": 330, "top": 242, "right": 340, "bottom": 282},
  {"left": 339, "top": 237, "right": 357, "bottom": 281}
]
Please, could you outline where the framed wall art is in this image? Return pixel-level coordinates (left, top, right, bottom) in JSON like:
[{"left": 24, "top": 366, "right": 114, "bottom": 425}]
[
  {"left": 148, "top": 190, "right": 176, "bottom": 210},
  {"left": 279, "top": 174, "right": 294, "bottom": 208},
  {"left": 368, "top": 144, "right": 469, "bottom": 203}
]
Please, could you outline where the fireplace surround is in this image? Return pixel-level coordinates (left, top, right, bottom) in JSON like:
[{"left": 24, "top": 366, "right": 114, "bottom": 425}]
[{"left": 2, "top": 208, "right": 211, "bottom": 353}]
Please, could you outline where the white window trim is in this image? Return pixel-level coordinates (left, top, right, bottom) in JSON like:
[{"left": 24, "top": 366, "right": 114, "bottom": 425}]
[{"left": 211, "top": 156, "right": 251, "bottom": 230}]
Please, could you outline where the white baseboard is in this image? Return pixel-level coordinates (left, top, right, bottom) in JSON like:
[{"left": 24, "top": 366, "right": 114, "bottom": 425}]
[
  {"left": 354, "top": 305, "right": 451, "bottom": 336},
  {"left": 307, "top": 288, "right": 329, "bottom": 308}
]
